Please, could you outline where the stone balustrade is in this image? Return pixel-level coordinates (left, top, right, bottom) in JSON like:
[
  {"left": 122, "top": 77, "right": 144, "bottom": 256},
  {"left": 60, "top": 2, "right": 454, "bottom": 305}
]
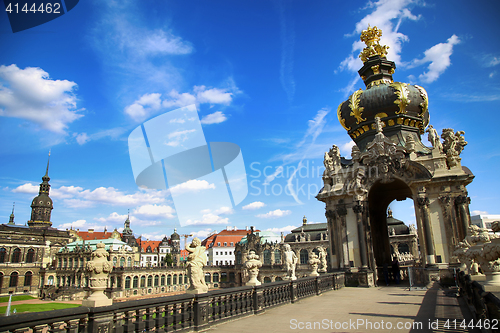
[{"left": 0, "top": 272, "right": 344, "bottom": 333}]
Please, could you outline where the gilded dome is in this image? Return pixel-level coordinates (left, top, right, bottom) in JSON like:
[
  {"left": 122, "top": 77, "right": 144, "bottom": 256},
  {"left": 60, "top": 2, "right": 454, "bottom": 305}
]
[{"left": 338, "top": 26, "right": 430, "bottom": 153}]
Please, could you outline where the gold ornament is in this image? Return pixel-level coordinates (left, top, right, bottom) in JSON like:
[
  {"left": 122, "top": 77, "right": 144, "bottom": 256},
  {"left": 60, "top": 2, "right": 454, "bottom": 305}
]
[
  {"left": 359, "top": 25, "right": 389, "bottom": 63},
  {"left": 349, "top": 89, "right": 366, "bottom": 124}
]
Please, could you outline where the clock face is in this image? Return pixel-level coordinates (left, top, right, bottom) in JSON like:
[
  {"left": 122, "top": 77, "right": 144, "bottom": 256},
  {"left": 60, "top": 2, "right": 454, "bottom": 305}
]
[{"left": 39, "top": 201, "right": 43, "bottom": 204}]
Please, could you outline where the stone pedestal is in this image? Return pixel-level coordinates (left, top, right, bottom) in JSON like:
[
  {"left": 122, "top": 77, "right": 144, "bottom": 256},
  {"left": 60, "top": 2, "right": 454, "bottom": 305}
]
[{"left": 482, "top": 272, "right": 500, "bottom": 292}]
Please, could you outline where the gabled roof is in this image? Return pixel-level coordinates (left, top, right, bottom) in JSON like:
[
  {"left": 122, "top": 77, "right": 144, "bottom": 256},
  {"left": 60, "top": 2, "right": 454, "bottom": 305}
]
[
  {"left": 201, "top": 229, "right": 260, "bottom": 249},
  {"left": 139, "top": 240, "right": 161, "bottom": 252},
  {"left": 74, "top": 229, "right": 121, "bottom": 241}
]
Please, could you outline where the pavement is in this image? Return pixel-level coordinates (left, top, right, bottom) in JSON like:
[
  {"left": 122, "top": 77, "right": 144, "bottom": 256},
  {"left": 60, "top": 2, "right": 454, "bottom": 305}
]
[{"left": 205, "top": 282, "right": 480, "bottom": 333}]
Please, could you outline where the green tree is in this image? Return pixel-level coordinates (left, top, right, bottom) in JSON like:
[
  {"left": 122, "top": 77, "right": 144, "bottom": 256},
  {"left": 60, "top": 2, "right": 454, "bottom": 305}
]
[{"left": 164, "top": 253, "right": 174, "bottom": 267}]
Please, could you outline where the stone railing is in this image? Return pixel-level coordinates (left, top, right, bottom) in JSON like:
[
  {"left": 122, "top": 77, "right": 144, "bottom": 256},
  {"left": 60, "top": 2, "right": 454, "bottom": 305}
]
[
  {"left": 457, "top": 271, "right": 500, "bottom": 325},
  {"left": 0, "top": 272, "right": 344, "bottom": 333}
]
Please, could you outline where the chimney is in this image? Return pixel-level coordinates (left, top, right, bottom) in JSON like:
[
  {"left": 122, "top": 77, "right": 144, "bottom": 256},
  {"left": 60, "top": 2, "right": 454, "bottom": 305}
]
[
  {"left": 226, "top": 226, "right": 231, "bottom": 231},
  {"left": 245, "top": 226, "right": 249, "bottom": 231}
]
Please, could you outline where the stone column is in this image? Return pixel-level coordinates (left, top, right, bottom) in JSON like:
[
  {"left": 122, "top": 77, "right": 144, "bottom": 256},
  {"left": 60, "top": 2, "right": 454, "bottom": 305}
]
[
  {"left": 353, "top": 203, "right": 368, "bottom": 269},
  {"left": 325, "top": 209, "right": 340, "bottom": 269},
  {"left": 336, "top": 203, "right": 350, "bottom": 270},
  {"left": 82, "top": 242, "right": 113, "bottom": 307},
  {"left": 455, "top": 195, "right": 471, "bottom": 241},
  {"left": 439, "top": 195, "right": 459, "bottom": 262},
  {"left": 417, "top": 196, "right": 435, "bottom": 265}
]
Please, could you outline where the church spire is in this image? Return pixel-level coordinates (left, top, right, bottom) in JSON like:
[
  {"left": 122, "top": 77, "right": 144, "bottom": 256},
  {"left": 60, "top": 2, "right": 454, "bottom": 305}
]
[
  {"left": 7, "top": 202, "right": 15, "bottom": 225},
  {"left": 28, "top": 152, "right": 54, "bottom": 228}
]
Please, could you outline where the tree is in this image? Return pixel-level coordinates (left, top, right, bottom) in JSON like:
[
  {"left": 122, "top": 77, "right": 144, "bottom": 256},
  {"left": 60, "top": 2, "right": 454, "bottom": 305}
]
[{"left": 164, "top": 253, "right": 174, "bottom": 267}]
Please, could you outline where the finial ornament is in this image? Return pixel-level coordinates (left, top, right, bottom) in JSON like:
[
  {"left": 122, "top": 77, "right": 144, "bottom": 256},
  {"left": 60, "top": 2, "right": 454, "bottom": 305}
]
[{"left": 359, "top": 25, "right": 389, "bottom": 63}]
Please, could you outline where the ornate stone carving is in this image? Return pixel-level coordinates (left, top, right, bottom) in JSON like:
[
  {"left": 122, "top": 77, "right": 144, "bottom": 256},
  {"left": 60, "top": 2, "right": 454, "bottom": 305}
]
[
  {"left": 442, "top": 128, "right": 467, "bottom": 168},
  {"left": 349, "top": 89, "right": 366, "bottom": 124},
  {"left": 317, "top": 247, "right": 328, "bottom": 273},
  {"left": 308, "top": 253, "right": 321, "bottom": 277},
  {"left": 283, "top": 244, "right": 298, "bottom": 280},
  {"left": 82, "top": 242, "right": 113, "bottom": 307},
  {"left": 336, "top": 204, "right": 347, "bottom": 217},
  {"left": 186, "top": 237, "right": 208, "bottom": 294},
  {"left": 352, "top": 204, "right": 364, "bottom": 214},
  {"left": 405, "top": 135, "right": 415, "bottom": 153},
  {"left": 351, "top": 145, "right": 361, "bottom": 163},
  {"left": 417, "top": 196, "right": 429, "bottom": 207},
  {"left": 425, "top": 125, "right": 442, "bottom": 151},
  {"left": 244, "top": 250, "right": 262, "bottom": 286}
]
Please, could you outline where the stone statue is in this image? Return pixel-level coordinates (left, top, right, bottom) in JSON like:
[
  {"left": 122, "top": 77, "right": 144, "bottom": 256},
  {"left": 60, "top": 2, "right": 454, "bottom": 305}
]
[
  {"left": 82, "top": 242, "right": 113, "bottom": 307},
  {"left": 374, "top": 116, "right": 383, "bottom": 133},
  {"left": 283, "top": 244, "right": 298, "bottom": 280},
  {"left": 317, "top": 247, "right": 327, "bottom": 273},
  {"left": 425, "top": 125, "right": 443, "bottom": 151},
  {"left": 185, "top": 237, "right": 208, "bottom": 294},
  {"left": 408, "top": 224, "right": 417, "bottom": 235},
  {"left": 351, "top": 144, "right": 360, "bottom": 163},
  {"left": 308, "top": 253, "right": 321, "bottom": 277},
  {"left": 244, "top": 250, "right": 262, "bottom": 286},
  {"left": 441, "top": 128, "right": 468, "bottom": 168},
  {"left": 405, "top": 135, "right": 415, "bottom": 153}
]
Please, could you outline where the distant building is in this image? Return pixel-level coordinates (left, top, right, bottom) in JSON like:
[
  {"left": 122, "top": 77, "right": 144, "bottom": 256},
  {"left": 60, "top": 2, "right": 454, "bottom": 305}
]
[
  {"left": 202, "top": 226, "right": 256, "bottom": 266},
  {"left": 471, "top": 214, "right": 500, "bottom": 231}
]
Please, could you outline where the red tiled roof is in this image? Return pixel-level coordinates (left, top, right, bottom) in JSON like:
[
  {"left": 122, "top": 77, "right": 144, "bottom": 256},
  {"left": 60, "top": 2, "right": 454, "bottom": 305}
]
[
  {"left": 201, "top": 229, "right": 260, "bottom": 248},
  {"left": 139, "top": 240, "right": 161, "bottom": 252},
  {"left": 76, "top": 230, "right": 121, "bottom": 241}
]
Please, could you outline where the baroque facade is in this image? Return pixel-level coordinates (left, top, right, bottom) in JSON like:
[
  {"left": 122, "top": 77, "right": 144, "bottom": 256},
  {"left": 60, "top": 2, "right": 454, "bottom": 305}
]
[{"left": 317, "top": 26, "right": 473, "bottom": 284}]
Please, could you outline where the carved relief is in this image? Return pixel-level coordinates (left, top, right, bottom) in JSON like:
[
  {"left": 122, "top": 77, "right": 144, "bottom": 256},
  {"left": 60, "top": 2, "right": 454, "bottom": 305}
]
[{"left": 349, "top": 89, "right": 366, "bottom": 124}]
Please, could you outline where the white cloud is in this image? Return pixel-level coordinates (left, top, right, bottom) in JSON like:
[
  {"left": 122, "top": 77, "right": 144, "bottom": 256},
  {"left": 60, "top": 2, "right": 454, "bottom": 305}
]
[
  {"left": 408, "top": 35, "right": 461, "bottom": 83},
  {"left": 340, "top": 141, "right": 356, "bottom": 157},
  {"left": 140, "top": 30, "right": 193, "bottom": 55},
  {"left": 263, "top": 166, "right": 283, "bottom": 185},
  {"left": 471, "top": 210, "right": 488, "bottom": 216},
  {"left": 185, "top": 213, "right": 229, "bottom": 226},
  {"left": 124, "top": 93, "right": 162, "bottom": 122},
  {"left": 191, "top": 228, "right": 214, "bottom": 240},
  {"left": 0, "top": 64, "right": 83, "bottom": 134},
  {"left": 12, "top": 183, "right": 38, "bottom": 194},
  {"left": 266, "top": 225, "right": 297, "bottom": 234},
  {"left": 298, "top": 108, "right": 330, "bottom": 147},
  {"left": 242, "top": 201, "right": 266, "bottom": 210},
  {"left": 165, "top": 129, "right": 197, "bottom": 147},
  {"left": 194, "top": 85, "right": 233, "bottom": 105},
  {"left": 201, "top": 111, "right": 227, "bottom": 125},
  {"left": 169, "top": 179, "right": 216, "bottom": 195},
  {"left": 256, "top": 209, "right": 292, "bottom": 219},
  {"left": 75, "top": 133, "right": 90, "bottom": 145},
  {"left": 58, "top": 219, "right": 104, "bottom": 231},
  {"left": 94, "top": 212, "right": 128, "bottom": 224},
  {"left": 132, "top": 204, "right": 176, "bottom": 219}
]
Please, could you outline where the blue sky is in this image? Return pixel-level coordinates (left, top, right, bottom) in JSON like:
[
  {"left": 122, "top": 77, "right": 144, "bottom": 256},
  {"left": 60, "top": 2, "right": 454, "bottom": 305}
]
[{"left": 1, "top": 0, "right": 499, "bottom": 242}]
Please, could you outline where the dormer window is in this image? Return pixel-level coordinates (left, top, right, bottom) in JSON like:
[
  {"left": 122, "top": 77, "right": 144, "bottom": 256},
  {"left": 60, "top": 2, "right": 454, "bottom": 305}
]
[
  {"left": 217, "top": 242, "right": 221, "bottom": 246},
  {"left": 224, "top": 242, "right": 227, "bottom": 246}
]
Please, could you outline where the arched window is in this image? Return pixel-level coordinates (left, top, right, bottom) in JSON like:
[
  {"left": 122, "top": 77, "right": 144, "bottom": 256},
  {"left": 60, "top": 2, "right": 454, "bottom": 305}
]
[
  {"left": 24, "top": 271, "right": 32, "bottom": 286},
  {"left": 127, "top": 257, "right": 132, "bottom": 267},
  {"left": 48, "top": 276, "right": 54, "bottom": 286},
  {"left": 63, "top": 258, "right": 67, "bottom": 268},
  {"left": 167, "top": 275, "right": 171, "bottom": 285},
  {"left": 235, "top": 251, "right": 242, "bottom": 265},
  {"left": 11, "top": 248, "right": 21, "bottom": 263},
  {"left": 173, "top": 274, "right": 177, "bottom": 285},
  {"left": 263, "top": 250, "right": 271, "bottom": 265},
  {"left": 140, "top": 276, "right": 146, "bottom": 288},
  {"left": 229, "top": 272, "right": 235, "bottom": 282},
  {"left": 69, "top": 258, "right": 73, "bottom": 268},
  {"left": 275, "top": 277, "right": 283, "bottom": 281},
  {"left": 117, "top": 277, "right": 122, "bottom": 288},
  {"left": 120, "top": 257, "right": 125, "bottom": 267},
  {"left": 300, "top": 249, "right": 309, "bottom": 265},
  {"left": 147, "top": 275, "right": 153, "bottom": 287},
  {"left": 161, "top": 275, "right": 165, "bottom": 286},
  {"left": 133, "top": 276, "right": 139, "bottom": 288},
  {"left": 125, "top": 276, "right": 131, "bottom": 289},
  {"left": 184, "top": 275, "right": 188, "bottom": 284},
  {"left": 274, "top": 250, "right": 281, "bottom": 264},
  {"left": 0, "top": 248, "right": 6, "bottom": 263},
  {"left": 263, "top": 277, "right": 271, "bottom": 284},
  {"left": 213, "top": 273, "right": 219, "bottom": 283},
  {"left": 113, "top": 257, "right": 117, "bottom": 267},
  {"left": 179, "top": 274, "right": 183, "bottom": 285},
  {"left": 9, "top": 272, "right": 18, "bottom": 287},
  {"left": 154, "top": 275, "right": 159, "bottom": 287},
  {"left": 26, "top": 249, "right": 35, "bottom": 263},
  {"left": 205, "top": 273, "right": 211, "bottom": 283}
]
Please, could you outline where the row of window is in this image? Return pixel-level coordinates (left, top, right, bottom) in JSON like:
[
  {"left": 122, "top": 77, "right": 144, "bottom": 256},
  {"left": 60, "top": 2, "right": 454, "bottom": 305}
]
[
  {"left": 124, "top": 274, "right": 188, "bottom": 289},
  {"left": 0, "top": 248, "right": 36, "bottom": 264},
  {"left": 216, "top": 242, "right": 234, "bottom": 247},
  {"left": 235, "top": 249, "right": 328, "bottom": 265},
  {"left": 0, "top": 271, "right": 32, "bottom": 288},
  {"left": 214, "top": 251, "right": 232, "bottom": 256}
]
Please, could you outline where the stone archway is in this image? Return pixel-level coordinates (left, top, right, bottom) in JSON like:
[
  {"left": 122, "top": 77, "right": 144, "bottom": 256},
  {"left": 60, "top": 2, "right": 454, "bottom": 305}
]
[{"left": 368, "top": 179, "right": 412, "bottom": 267}]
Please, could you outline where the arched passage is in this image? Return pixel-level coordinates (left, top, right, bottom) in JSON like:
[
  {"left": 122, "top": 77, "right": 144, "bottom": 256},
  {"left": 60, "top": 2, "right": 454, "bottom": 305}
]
[{"left": 368, "top": 179, "right": 412, "bottom": 267}]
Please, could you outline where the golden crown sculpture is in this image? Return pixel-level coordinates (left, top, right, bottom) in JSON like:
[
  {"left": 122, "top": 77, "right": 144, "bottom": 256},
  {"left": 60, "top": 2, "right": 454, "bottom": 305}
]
[{"left": 359, "top": 25, "right": 389, "bottom": 63}]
